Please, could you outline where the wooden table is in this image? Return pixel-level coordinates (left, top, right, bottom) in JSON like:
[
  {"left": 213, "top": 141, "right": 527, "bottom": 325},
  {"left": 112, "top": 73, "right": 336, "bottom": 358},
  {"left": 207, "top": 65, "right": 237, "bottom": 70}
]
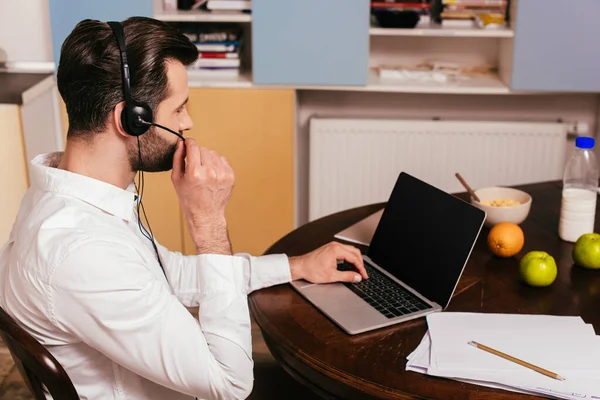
[{"left": 249, "top": 180, "right": 600, "bottom": 399}]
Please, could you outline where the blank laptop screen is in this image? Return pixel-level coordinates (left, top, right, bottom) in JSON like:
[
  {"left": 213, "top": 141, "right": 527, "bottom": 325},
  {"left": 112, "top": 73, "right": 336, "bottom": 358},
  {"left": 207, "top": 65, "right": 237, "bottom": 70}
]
[{"left": 366, "top": 172, "right": 485, "bottom": 309}]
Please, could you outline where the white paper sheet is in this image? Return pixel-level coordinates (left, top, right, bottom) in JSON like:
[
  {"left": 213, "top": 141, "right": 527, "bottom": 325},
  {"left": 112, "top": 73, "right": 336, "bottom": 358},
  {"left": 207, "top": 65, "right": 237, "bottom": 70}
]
[
  {"left": 405, "top": 312, "right": 600, "bottom": 400},
  {"left": 426, "top": 313, "right": 600, "bottom": 373}
]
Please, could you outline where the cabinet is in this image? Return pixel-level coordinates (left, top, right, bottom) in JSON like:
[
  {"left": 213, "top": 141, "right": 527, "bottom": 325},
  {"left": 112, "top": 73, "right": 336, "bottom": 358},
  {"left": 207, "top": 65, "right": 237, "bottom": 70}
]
[
  {"left": 181, "top": 88, "right": 295, "bottom": 255},
  {"left": 152, "top": 0, "right": 600, "bottom": 94},
  {"left": 142, "top": 88, "right": 296, "bottom": 256},
  {"left": 48, "top": 0, "right": 600, "bottom": 94},
  {"left": 0, "top": 105, "right": 29, "bottom": 244},
  {"left": 49, "top": 0, "right": 153, "bottom": 67},
  {"left": 251, "top": 0, "right": 370, "bottom": 86},
  {"left": 510, "top": 0, "right": 600, "bottom": 92}
]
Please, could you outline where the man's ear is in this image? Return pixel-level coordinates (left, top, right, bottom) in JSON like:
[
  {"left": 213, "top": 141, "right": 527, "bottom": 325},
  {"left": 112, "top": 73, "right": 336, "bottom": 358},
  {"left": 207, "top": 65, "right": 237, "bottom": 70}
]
[{"left": 113, "top": 101, "right": 130, "bottom": 138}]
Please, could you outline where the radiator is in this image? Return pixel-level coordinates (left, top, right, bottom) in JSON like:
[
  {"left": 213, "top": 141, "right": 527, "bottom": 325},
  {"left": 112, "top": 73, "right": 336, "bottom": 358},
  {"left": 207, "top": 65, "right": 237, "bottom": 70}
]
[{"left": 309, "top": 117, "right": 569, "bottom": 221}]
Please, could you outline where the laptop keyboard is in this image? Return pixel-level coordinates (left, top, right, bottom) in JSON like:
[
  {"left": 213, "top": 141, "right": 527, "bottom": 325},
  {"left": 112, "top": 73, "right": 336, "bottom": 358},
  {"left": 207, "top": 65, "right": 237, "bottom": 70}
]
[{"left": 338, "top": 261, "right": 432, "bottom": 319}]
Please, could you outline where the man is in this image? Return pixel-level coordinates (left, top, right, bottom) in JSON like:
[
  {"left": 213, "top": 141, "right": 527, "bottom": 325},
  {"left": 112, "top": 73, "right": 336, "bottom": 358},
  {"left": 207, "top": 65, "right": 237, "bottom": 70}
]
[{"left": 0, "top": 17, "right": 367, "bottom": 400}]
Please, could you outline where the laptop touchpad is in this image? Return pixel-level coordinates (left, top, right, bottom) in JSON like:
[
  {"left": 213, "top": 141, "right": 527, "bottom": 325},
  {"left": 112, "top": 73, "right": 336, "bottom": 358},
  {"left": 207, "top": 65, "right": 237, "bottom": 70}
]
[{"left": 302, "top": 283, "right": 370, "bottom": 311}]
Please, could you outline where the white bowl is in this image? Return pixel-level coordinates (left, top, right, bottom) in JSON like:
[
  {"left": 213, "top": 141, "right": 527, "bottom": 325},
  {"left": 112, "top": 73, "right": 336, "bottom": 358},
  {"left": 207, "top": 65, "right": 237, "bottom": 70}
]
[{"left": 470, "top": 186, "right": 532, "bottom": 228}]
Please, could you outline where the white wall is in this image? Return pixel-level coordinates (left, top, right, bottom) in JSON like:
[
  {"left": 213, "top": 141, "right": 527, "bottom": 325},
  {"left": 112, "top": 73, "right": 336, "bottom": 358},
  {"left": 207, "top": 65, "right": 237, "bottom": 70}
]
[
  {"left": 0, "top": 0, "right": 54, "bottom": 63},
  {"left": 295, "top": 90, "right": 600, "bottom": 226},
  {"left": 20, "top": 81, "right": 65, "bottom": 181}
]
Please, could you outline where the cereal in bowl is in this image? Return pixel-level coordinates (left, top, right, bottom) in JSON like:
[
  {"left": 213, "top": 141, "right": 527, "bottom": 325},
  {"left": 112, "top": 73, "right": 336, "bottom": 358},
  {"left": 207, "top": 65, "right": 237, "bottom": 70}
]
[{"left": 482, "top": 199, "right": 521, "bottom": 207}]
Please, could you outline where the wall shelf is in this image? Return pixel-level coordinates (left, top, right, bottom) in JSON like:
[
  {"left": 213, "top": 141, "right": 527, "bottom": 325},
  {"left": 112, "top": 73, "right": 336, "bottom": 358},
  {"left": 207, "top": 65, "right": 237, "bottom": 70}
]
[
  {"left": 369, "top": 25, "right": 514, "bottom": 38},
  {"left": 155, "top": 10, "right": 251, "bottom": 22},
  {"left": 364, "top": 70, "right": 510, "bottom": 94},
  {"left": 292, "top": 70, "right": 509, "bottom": 95},
  {"left": 185, "top": 70, "right": 513, "bottom": 95}
]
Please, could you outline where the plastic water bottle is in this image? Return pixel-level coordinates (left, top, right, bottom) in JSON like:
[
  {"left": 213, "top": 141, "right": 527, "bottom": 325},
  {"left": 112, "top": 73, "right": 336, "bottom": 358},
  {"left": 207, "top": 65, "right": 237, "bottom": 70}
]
[{"left": 558, "top": 136, "right": 599, "bottom": 242}]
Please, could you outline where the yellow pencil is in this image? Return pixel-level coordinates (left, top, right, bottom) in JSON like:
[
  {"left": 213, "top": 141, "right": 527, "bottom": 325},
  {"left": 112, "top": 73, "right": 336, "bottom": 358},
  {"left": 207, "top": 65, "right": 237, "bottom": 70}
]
[{"left": 468, "top": 341, "right": 565, "bottom": 381}]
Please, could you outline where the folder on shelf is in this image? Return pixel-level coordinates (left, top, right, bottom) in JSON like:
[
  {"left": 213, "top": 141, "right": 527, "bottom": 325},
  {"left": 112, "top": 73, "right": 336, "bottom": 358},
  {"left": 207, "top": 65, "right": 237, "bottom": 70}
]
[{"left": 407, "top": 312, "right": 600, "bottom": 400}]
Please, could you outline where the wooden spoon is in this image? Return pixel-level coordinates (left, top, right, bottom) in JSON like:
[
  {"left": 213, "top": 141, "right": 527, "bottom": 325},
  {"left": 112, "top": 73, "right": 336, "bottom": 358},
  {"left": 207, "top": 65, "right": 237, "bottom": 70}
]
[{"left": 455, "top": 173, "right": 481, "bottom": 202}]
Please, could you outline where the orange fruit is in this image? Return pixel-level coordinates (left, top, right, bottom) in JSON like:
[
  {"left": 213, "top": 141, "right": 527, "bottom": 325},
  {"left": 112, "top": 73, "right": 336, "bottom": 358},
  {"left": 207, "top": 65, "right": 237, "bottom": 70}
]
[{"left": 487, "top": 222, "right": 524, "bottom": 258}]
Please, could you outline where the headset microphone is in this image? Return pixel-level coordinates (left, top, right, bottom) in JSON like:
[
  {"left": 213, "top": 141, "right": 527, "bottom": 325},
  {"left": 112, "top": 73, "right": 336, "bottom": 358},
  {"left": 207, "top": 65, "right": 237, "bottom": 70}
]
[{"left": 136, "top": 117, "right": 185, "bottom": 141}]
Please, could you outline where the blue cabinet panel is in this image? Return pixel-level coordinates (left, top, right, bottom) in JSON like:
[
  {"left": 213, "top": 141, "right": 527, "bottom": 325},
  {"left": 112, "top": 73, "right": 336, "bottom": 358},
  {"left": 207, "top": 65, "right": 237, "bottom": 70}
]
[
  {"left": 511, "top": 0, "right": 600, "bottom": 92},
  {"left": 49, "top": 0, "right": 152, "bottom": 66},
  {"left": 252, "top": 0, "right": 370, "bottom": 86}
]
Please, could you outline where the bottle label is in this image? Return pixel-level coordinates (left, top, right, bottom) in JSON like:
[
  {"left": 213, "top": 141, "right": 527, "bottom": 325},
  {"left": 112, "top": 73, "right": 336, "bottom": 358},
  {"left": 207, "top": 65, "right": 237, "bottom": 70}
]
[{"left": 559, "top": 188, "right": 597, "bottom": 242}]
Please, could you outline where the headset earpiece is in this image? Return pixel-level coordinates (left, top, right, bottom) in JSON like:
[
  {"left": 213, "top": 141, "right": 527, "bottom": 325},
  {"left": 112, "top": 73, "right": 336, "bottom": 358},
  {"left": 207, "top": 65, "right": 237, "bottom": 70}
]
[
  {"left": 107, "top": 21, "right": 153, "bottom": 137},
  {"left": 122, "top": 101, "right": 153, "bottom": 136}
]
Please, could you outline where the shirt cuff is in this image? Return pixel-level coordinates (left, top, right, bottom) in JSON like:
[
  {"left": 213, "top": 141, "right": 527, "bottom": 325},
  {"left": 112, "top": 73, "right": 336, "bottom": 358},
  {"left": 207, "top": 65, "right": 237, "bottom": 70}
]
[
  {"left": 246, "top": 253, "right": 292, "bottom": 293},
  {"left": 194, "top": 254, "right": 248, "bottom": 298}
]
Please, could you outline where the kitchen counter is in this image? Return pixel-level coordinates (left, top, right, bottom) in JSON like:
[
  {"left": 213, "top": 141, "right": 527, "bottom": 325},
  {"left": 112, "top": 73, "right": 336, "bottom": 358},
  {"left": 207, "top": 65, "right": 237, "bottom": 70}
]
[{"left": 0, "top": 71, "right": 53, "bottom": 104}]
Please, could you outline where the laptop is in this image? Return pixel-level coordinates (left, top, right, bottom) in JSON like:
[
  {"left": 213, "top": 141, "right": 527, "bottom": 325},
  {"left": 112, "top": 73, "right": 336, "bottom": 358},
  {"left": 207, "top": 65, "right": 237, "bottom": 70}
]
[{"left": 292, "top": 172, "right": 486, "bottom": 335}]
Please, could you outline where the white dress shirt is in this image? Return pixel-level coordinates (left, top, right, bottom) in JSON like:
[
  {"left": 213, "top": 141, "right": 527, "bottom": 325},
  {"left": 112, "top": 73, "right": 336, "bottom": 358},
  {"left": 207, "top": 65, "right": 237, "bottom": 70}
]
[{"left": 0, "top": 152, "right": 292, "bottom": 400}]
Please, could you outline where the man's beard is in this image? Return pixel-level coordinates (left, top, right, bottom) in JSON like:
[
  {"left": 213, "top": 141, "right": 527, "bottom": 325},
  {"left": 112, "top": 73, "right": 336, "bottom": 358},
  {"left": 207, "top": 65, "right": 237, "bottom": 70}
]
[{"left": 127, "top": 126, "right": 178, "bottom": 172}]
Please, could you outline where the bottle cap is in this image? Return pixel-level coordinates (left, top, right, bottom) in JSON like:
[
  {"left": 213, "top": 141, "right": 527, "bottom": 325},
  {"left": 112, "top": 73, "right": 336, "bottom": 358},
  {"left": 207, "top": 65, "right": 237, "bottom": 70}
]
[{"left": 576, "top": 136, "right": 595, "bottom": 149}]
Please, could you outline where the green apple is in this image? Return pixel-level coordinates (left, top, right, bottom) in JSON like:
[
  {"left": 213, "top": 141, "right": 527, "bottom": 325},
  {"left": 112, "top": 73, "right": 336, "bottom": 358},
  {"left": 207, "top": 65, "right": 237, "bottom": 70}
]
[
  {"left": 519, "top": 251, "right": 558, "bottom": 287},
  {"left": 573, "top": 233, "right": 600, "bottom": 270}
]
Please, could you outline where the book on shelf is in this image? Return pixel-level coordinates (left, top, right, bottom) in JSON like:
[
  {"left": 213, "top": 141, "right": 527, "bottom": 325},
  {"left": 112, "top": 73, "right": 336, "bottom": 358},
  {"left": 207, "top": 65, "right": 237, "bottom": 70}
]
[
  {"left": 190, "top": 44, "right": 241, "bottom": 73},
  {"left": 187, "top": 26, "right": 244, "bottom": 77},
  {"left": 195, "top": 42, "right": 240, "bottom": 52},
  {"left": 198, "top": 29, "right": 240, "bottom": 43},
  {"left": 188, "top": 68, "right": 240, "bottom": 77},
  {"left": 440, "top": 0, "right": 508, "bottom": 28},
  {"left": 192, "top": 58, "right": 240, "bottom": 68},
  {"left": 181, "top": 24, "right": 242, "bottom": 43},
  {"left": 171, "top": 0, "right": 251, "bottom": 13},
  {"left": 198, "top": 52, "right": 239, "bottom": 59},
  {"left": 442, "top": 0, "right": 506, "bottom": 5},
  {"left": 206, "top": 0, "right": 251, "bottom": 11},
  {"left": 371, "top": 1, "right": 430, "bottom": 9}
]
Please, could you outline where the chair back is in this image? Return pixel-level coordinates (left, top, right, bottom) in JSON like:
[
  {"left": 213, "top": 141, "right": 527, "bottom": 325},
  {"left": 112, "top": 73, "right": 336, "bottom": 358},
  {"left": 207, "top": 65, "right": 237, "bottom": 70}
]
[{"left": 0, "top": 306, "right": 79, "bottom": 399}]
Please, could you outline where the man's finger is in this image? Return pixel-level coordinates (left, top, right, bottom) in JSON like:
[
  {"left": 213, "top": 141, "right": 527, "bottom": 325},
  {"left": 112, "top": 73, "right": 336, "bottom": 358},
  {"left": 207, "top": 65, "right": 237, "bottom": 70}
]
[
  {"left": 221, "top": 156, "right": 234, "bottom": 181},
  {"left": 171, "top": 139, "right": 186, "bottom": 179},
  {"left": 334, "top": 270, "right": 363, "bottom": 283},
  {"left": 349, "top": 246, "right": 368, "bottom": 279},
  {"left": 210, "top": 150, "right": 221, "bottom": 165},
  {"left": 210, "top": 151, "right": 225, "bottom": 176},
  {"left": 184, "top": 139, "right": 201, "bottom": 172},
  {"left": 335, "top": 245, "right": 368, "bottom": 279},
  {"left": 221, "top": 155, "right": 232, "bottom": 170},
  {"left": 199, "top": 146, "right": 212, "bottom": 167}
]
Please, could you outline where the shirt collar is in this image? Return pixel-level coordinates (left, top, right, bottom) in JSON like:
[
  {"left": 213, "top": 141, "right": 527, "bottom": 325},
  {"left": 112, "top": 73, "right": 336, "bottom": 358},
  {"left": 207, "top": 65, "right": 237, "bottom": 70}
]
[{"left": 30, "top": 152, "right": 137, "bottom": 222}]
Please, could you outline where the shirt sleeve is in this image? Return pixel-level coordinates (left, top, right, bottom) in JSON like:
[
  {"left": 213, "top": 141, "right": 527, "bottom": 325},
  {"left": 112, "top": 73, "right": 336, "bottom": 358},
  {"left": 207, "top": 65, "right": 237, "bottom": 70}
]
[
  {"left": 155, "top": 243, "right": 292, "bottom": 307},
  {"left": 50, "top": 239, "right": 257, "bottom": 400}
]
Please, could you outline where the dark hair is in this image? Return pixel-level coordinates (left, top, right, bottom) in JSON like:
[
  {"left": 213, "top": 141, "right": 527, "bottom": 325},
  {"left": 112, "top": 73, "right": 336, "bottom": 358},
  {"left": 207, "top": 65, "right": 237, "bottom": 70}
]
[{"left": 57, "top": 17, "right": 198, "bottom": 140}]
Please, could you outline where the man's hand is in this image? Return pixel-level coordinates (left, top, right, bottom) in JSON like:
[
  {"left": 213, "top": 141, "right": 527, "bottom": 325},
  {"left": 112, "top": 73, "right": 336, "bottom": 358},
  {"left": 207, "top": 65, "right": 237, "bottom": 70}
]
[
  {"left": 289, "top": 242, "right": 369, "bottom": 283},
  {"left": 171, "top": 138, "right": 234, "bottom": 254}
]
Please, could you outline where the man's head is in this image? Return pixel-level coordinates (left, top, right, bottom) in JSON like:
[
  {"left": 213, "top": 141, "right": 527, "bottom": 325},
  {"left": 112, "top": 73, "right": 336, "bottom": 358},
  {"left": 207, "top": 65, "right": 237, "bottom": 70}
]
[{"left": 57, "top": 17, "right": 198, "bottom": 172}]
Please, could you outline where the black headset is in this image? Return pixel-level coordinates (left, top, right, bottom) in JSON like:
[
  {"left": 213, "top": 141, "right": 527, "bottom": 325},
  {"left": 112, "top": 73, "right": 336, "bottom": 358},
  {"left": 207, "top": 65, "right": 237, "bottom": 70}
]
[
  {"left": 107, "top": 21, "right": 153, "bottom": 137},
  {"left": 106, "top": 20, "right": 180, "bottom": 282},
  {"left": 107, "top": 20, "right": 184, "bottom": 140}
]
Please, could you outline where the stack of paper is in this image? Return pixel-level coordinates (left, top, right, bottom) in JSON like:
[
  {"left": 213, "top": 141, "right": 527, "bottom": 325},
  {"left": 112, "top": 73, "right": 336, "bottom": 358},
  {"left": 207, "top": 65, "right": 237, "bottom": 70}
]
[{"left": 407, "top": 312, "right": 600, "bottom": 399}]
